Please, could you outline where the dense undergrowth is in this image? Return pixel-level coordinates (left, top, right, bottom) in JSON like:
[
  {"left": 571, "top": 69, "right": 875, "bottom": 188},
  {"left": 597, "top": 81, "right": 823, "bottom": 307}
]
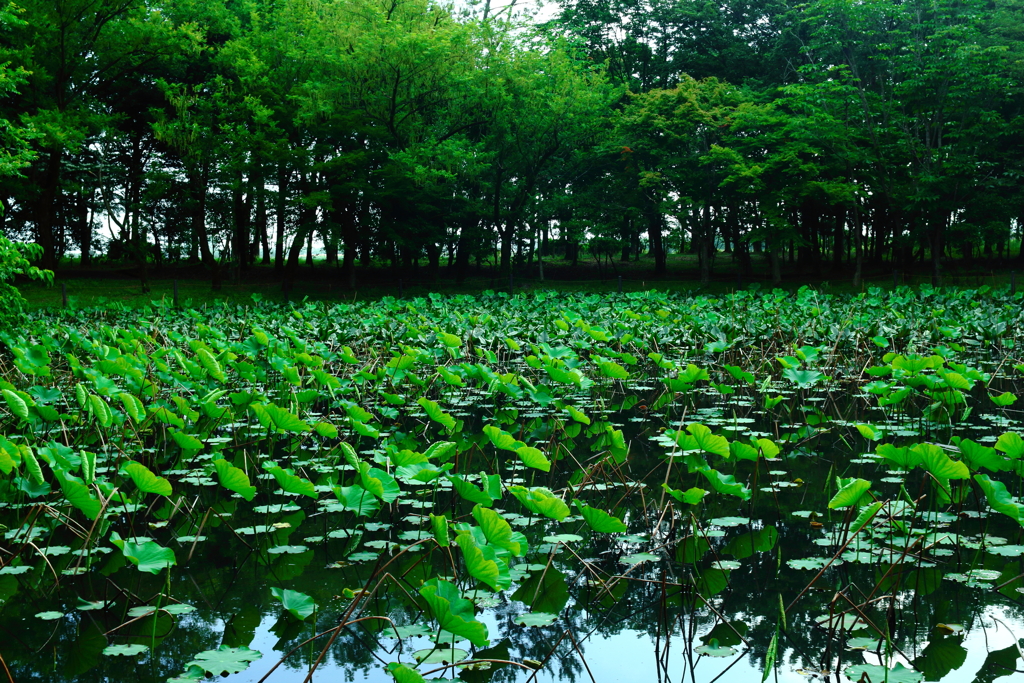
[{"left": 1, "top": 285, "right": 1024, "bottom": 683}]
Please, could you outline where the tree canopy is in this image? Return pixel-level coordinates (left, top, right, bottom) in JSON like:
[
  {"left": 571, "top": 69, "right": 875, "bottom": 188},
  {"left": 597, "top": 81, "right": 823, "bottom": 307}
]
[{"left": 1, "top": 0, "right": 1023, "bottom": 287}]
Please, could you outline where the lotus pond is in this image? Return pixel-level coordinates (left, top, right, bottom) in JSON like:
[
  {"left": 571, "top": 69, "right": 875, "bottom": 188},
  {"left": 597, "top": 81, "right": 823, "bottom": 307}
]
[{"left": 2, "top": 286, "right": 1024, "bottom": 683}]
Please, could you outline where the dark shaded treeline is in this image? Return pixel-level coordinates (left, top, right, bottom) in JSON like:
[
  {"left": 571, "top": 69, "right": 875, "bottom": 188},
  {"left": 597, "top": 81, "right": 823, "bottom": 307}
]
[{"left": 1, "top": 0, "right": 1023, "bottom": 289}]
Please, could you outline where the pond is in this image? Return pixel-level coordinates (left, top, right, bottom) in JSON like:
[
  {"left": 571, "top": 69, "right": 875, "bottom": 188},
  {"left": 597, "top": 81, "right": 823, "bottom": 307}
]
[{"left": 0, "top": 286, "right": 1023, "bottom": 683}]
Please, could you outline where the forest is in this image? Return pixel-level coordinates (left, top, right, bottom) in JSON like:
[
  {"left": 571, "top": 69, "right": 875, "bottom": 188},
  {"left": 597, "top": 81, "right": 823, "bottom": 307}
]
[{"left": 1, "top": 0, "right": 1024, "bottom": 291}]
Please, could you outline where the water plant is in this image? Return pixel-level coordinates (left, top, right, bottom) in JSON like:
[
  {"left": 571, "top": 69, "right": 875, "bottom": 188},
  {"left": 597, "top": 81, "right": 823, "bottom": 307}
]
[{"left": 0, "top": 285, "right": 1022, "bottom": 682}]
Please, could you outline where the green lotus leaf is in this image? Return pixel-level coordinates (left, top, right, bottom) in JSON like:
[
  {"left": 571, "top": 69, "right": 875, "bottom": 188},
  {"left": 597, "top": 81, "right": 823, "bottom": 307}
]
[
  {"left": 576, "top": 502, "right": 627, "bottom": 533},
  {"left": 514, "top": 612, "right": 557, "bottom": 627},
  {"left": 185, "top": 645, "right": 262, "bottom": 676},
  {"left": 109, "top": 533, "right": 175, "bottom": 574},
  {"left": 103, "top": 644, "right": 149, "bottom": 656},
  {"left": 270, "top": 587, "right": 316, "bottom": 621},
  {"left": 419, "top": 578, "right": 488, "bottom": 648},
  {"left": 122, "top": 461, "right": 172, "bottom": 497},
  {"left": 454, "top": 532, "right": 511, "bottom": 591},
  {"left": 213, "top": 459, "right": 256, "bottom": 501}
]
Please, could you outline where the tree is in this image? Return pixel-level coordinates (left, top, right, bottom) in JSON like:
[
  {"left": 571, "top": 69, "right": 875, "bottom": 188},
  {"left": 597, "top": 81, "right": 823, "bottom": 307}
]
[{"left": 0, "top": 4, "right": 49, "bottom": 321}]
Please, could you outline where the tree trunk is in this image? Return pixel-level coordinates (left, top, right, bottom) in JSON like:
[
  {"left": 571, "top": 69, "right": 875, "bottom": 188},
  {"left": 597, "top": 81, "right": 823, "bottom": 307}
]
[
  {"left": 646, "top": 200, "right": 666, "bottom": 274},
  {"left": 75, "top": 189, "right": 92, "bottom": 266},
  {"left": 339, "top": 204, "right": 357, "bottom": 289},
  {"left": 36, "top": 149, "right": 63, "bottom": 270},
  {"left": 275, "top": 164, "right": 288, "bottom": 272},
  {"left": 232, "top": 169, "right": 249, "bottom": 277},
  {"left": 853, "top": 202, "right": 864, "bottom": 289},
  {"left": 254, "top": 162, "right": 269, "bottom": 265},
  {"left": 931, "top": 212, "right": 945, "bottom": 286},
  {"left": 699, "top": 204, "right": 712, "bottom": 287},
  {"left": 499, "top": 224, "right": 513, "bottom": 275},
  {"left": 770, "top": 248, "right": 782, "bottom": 286}
]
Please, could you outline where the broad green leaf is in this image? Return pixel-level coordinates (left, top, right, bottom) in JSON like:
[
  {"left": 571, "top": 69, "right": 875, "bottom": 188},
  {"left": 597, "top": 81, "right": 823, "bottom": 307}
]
[
  {"left": 150, "top": 406, "right": 184, "bottom": 429},
  {"left": 359, "top": 463, "right": 401, "bottom": 503},
  {"left": 418, "top": 397, "right": 456, "bottom": 431},
  {"left": 118, "top": 393, "right": 145, "bottom": 422},
  {"left": 0, "top": 443, "right": 14, "bottom": 475},
  {"left": 331, "top": 485, "right": 379, "bottom": 516},
  {"left": 386, "top": 662, "right": 427, "bottom": 683},
  {"left": 850, "top": 502, "right": 884, "bottom": 535},
  {"left": 756, "top": 438, "right": 780, "bottom": 458},
  {"left": 844, "top": 663, "right": 923, "bottom": 683},
  {"left": 395, "top": 462, "right": 450, "bottom": 482},
  {"left": 186, "top": 646, "right": 262, "bottom": 676},
  {"left": 699, "top": 468, "right": 751, "bottom": 501},
  {"left": 681, "top": 487, "right": 707, "bottom": 504},
  {"left": 350, "top": 419, "right": 380, "bottom": 439},
  {"left": 449, "top": 473, "right": 495, "bottom": 507},
  {"left": 343, "top": 402, "right": 374, "bottom": 423},
  {"left": 975, "top": 474, "right": 1024, "bottom": 525},
  {"left": 266, "top": 465, "right": 317, "bottom": 499},
  {"left": 110, "top": 532, "right": 176, "bottom": 574},
  {"left": 430, "top": 513, "right": 450, "bottom": 546},
  {"left": 2, "top": 389, "right": 28, "bottom": 422},
  {"left": 483, "top": 425, "right": 520, "bottom": 451},
  {"left": 196, "top": 348, "right": 226, "bottom": 382},
  {"left": 723, "top": 365, "right": 755, "bottom": 384},
  {"left": 515, "top": 612, "right": 558, "bottom": 627},
  {"left": 516, "top": 446, "right": 550, "bottom": 472},
  {"left": 437, "top": 366, "right": 465, "bottom": 387},
  {"left": 263, "top": 403, "right": 309, "bottom": 433},
  {"left": 339, "top": 442, "right": 360, "bottom": 468},
  {"left": 103, "top": 644, "right": 149, "bottom": 656},
  {"left": 75, "top": 383, "right": 88, "bottom": 410},
  {"left": 270, "top": 587, "right": 316, "bottom": 621},
  {"left": 995, "top": 432, "right": 1024, "bottom": 459},
  {"left": 957, "top": 439, "right": 1004, "bottom": 473},
  {"left": 990, "top": 392, "right": 1018, "bottom": 407},
  {"left": 828, "top": 478, "right": 872, "bottom": 509},
  {"left": 313, "top": 422, "right": 338, "bottom": 439},
  {"left": 598, "top": 361, "right": 629, "bottom": 380},
  {"left": 679, "top": 364, "right": 710, "bottom": 383},
  {"left": 391, "top": 449, "right": 428, "bottom": 467},
  {"left": 454, "top": 532, "right": 511, "bottom": 591},
  {"left": 576, "top": 502, "right": 627, "bottom": 533},
  {"left": 472, "top": 505, "right": 526, "bottom": 555},
  {"left": 687, "top": 423, "right": 730, "bottom": 458},
  {"left": 423, "top": 441, "right": 457, "bottom": 462},
  {"left": 56, "top": 470, "right": 102, "bottom": 520},
  {"left": 508, "top": 485, "right": 570, "bottom": 520},
  {"left": 418, "top": 579, "right": 488, "bottom": 648},
  {"left": 877, "top": 443, "right": 919, "bottom": 469},
  {"left": 782, "top": 368, "right": 824, "bottom": 388},
  {"left": 565, "top": 404, "right": 590, "bottom": 425},
  {"left": 729, "top": 442, "right": 758, "bottom": 461},
  {"left": 171, "top": 430, "right": 203, "bottom": 453},
  {"left": 122, "top": 462, "right": 172, "bottom": 497},
  {"left": 213, "top": 459, "right": 256, "bottom": 502},
  {"left": 856, "top": 424, "right": 881, "bottom": 441},
  {"left": 89, "top": 394, "right": 112, "bottom": 428},
  {"left": 22, "top": 446, "right": 44, "bottom": 485},
  {"left": 438, "top": 332, "right": 462, "bottom": 348},
  {"left": 913, "top": 444, "right": 969, "bottom": 480}
]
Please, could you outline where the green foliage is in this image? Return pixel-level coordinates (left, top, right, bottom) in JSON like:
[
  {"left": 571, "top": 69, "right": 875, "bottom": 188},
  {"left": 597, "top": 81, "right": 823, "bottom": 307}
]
[
  {"left": 110, "top": 532, "right": 176, "bottom": 574},
  {"left": 270, "top": 587, "right": 316, "bottom": 621},
  {"left": 418, "top": 579, "right": 489, "bottom": 647}
]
